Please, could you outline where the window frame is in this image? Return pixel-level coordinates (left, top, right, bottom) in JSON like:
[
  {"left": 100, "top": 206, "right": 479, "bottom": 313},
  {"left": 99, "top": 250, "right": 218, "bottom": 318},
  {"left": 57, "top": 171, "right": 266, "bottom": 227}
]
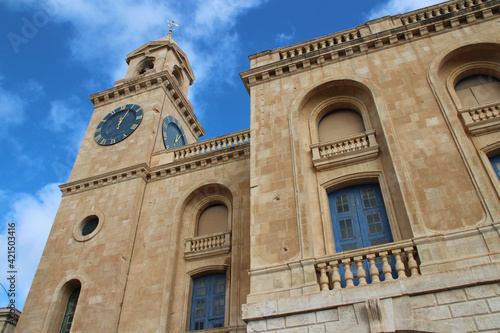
[
  {"left": 446, "top": 61, "right": 500, "bottom": 111},
  {"left": 308, "top": 96, "right": 373, "bottom": 145},
  {"left": 59, "top": 286, "right": 81, "bottom": 333},
  {"left": 185, "top": 266, "right": 229, "bottom": 332},
  {"left": 192, "top": 196, "right": 232, "bottom": 237},
  {"left": 189, "top": 273, "right": 226, "bottom": 331},
  {"left": 320, "top": 173, "right": 401, "bottom": 255}
]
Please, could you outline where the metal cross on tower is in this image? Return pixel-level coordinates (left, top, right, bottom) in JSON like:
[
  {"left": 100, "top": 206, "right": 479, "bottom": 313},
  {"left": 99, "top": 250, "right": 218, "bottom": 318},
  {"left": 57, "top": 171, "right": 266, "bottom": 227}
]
[{"left": 167, "top": 20, "right": 179, "bottom": 40}]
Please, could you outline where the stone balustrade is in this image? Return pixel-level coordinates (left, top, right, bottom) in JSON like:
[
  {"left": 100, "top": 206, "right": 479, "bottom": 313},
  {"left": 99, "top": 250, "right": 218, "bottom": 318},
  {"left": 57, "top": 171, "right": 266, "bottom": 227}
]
[
  {"left": 173, "top": 129, "right": 250, "bottom": 161},
  {"left": 315, "top": 241, "right": 419, "bottom": 291},
  {"left": 459, "top": 100, "right": 500, "bottom": 135},
  {"left": 310, "top": 130, "right": 379, "bottom": 170},
  {"left": 279, "top": 28, "right": 362, "bottom": 60},
  {"left": 184, "top": 231, "right": 231, "bottom": 260},
  {"left": 400, "top": 0, "right": 490, "bottom": 25}
]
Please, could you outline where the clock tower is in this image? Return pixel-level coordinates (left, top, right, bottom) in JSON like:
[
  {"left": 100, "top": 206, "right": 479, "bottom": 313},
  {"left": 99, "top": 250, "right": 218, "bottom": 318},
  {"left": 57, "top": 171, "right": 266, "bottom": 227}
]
[{"left": 16, "top": 32, "right": 253, "bottom": 332}]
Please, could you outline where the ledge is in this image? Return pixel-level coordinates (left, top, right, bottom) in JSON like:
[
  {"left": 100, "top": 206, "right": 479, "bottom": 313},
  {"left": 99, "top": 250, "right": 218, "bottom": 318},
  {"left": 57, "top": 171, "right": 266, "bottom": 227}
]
[
  {"left": 59, "top": 164, "right": 150, "bottom": 196},
  {"left": 242, "top": 262, "right": 500, "bottom": 321}
]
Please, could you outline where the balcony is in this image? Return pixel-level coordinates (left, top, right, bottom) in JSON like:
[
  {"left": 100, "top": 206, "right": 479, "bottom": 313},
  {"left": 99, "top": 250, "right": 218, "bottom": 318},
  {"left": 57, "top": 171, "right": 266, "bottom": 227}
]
[
  {"left": 184, "top": 231, "right": 231, "bottom": 261},
  {"left": 459, "top": 100, "right": 500, "bottom": 135},
  {"left": 315, "top": 240, "right": 420, "bottom": 291},
  {"left": 310, "top": 130, "right": 379, "bottom": 170}
]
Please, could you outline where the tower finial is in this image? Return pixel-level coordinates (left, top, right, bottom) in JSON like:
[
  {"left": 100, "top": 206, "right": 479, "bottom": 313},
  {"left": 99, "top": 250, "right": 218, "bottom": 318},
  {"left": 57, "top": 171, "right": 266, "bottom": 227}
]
[{"left": 166, "top": 20, "right": 179, "bottom": 40}]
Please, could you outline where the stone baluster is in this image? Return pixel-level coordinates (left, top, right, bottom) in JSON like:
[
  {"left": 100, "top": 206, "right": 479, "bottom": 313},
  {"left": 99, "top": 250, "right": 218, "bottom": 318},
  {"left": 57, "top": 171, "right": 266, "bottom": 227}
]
[
  {"left": 317, "top": 263, "right": 330, "bottom": 291},
  {"left": 354, "top": 256, "right": 367, "bottom": 285},
  {"left": 367, "top": 254, "right": 380, "bottom": 283},
  {"left": 405, "top": 247, "right": 420, "bottom": 276},
  {"left": 342, "top": 259, "right": 354, "bottom": 288},
  {"left": 380, "top": 252, "right": 394, "bottom": 281},
  {"left": 330, "top": 261, "right": 342, "bottom": 289},
  {"left": 392, "top": 249, "right": 407, "bottom": 279},
  {"left": 490, "top": 106, "right": 498, "bottom": 118}
]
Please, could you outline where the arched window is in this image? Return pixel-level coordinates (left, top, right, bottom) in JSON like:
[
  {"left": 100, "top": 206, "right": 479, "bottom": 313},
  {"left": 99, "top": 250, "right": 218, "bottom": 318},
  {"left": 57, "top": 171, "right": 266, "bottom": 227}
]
[
  {"left": 197, "top": 204, "right": 228, "bottom": 236},
  {"left": 173, "top": 66, "right": 183, "bottom": 86},
  {"left": 59, "top": 286, "right": 80, "bottom": 333},
  {"left": 318, "top": 108, "right": 365, "bottom": 142},
  {"left": 455, "top": 74, "right": 500, "bottom": 108},
  {"left": 190, "top": 273, "right": 226, "bottom": 331},
  {"left": 137, "top": 58, "right": 155, "bottom": 75}
]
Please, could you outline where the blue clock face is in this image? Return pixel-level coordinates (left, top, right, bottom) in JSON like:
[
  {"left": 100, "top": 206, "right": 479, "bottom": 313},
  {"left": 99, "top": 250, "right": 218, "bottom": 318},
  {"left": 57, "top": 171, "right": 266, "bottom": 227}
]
[
  {"left": 94, "top": 104, "right": 143, "bottom": 146},
  {"left": 162, "top": 115, "right": 186, "bottom": 149}
]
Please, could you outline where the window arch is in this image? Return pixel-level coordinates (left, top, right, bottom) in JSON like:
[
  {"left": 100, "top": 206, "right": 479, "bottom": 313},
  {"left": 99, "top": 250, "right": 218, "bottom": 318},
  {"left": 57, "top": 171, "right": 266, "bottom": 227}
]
[
  {"left": 318, "top": 108, "right": 365, "bottom": 142},
  {"left": 137, "top": 57, "right": 155, "bottom": 75},
  {"left": 189, "top": 272, "right": 226, "bottom": 331},
  {"left": 172, "top": 65, "right": 184, "bottom": 87},
  {"left": 454, "top": 74, "right": 500, "bottom": 108},
  {"left": 197, "top": 204, "right": 228, "bottom": 236}
]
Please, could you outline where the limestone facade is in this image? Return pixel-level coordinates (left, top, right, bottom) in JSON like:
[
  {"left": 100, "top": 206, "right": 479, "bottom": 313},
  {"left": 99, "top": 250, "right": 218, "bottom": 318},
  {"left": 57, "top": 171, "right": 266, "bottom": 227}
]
[{"left": 16, "top": 0, "right": 500, "bottom": 332}]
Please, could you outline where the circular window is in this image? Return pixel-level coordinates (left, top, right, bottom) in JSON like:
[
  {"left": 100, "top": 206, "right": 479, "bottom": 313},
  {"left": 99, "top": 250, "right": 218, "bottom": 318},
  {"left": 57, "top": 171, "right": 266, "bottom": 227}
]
[
  {"left": 73, "top": 214, "right": 103, "bottom": 241},
  {"left": 81, "top": 216, "right": 99, "bottom": 236}
]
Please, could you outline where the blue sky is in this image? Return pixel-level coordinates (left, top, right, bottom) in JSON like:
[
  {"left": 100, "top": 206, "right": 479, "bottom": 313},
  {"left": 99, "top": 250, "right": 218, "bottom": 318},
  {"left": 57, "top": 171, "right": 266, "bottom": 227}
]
[{"left": 0, "top": 0, "right": 443, "bottom": 310}]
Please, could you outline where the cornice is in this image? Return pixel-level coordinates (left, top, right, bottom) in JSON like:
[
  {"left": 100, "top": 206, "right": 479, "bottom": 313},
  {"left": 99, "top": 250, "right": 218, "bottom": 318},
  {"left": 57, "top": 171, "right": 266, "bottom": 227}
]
[
  {"left": 240, "top": 0, "right": 500, "bottom": 90},
  {"left": 88, "top": 71, "right": 206, "bottom": 139},
  {"left": 59, "top": 163, "right": 150, "bottom": 196},
  {"left": 59, "top": 143, "right": 250, "bottom": 196}
]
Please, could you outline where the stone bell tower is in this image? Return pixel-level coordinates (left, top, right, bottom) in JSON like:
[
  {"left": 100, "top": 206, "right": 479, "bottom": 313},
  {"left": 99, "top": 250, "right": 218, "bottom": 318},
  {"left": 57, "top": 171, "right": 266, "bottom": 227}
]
[{"left": 16, "top": 30, "right": 208, "bottom": 332}]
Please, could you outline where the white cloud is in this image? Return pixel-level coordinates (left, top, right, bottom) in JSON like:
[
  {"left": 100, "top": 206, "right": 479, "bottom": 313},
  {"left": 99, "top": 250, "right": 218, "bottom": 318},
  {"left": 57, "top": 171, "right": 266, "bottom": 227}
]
[
  {"left": 0, "top": 75, "right": 43, "bottom": 134},
  {"left": 0, "top": 82, "right": 25, "bottom": 130},
  {"left": 368, "top": 0, "right": 444, "bottom": 20},
  {"left": 275, "top": 30, "right": 296, "bottom": 46},
  {"left": 5, "top": 0, "right": 268, "bottom": 96},
  {"left": 45, "top": 97, "right": 88, "bottom": 153},
  {"left": 0, "top": 183, "right": 61, "bottom": 310}
]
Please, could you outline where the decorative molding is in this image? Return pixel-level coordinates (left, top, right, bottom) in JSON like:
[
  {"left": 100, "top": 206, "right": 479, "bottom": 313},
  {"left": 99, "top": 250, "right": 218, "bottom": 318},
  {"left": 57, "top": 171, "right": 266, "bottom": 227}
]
[
  {"left": 60, "top": 131, "right": 251, "bottom": 195},
  {"left": 89, "top": 71, "right": 205, "bottom": 139},
  {"left": 59, "top": 164, "right": 150, "bottom": 196},
  {"left": 240, "top": 0, "right": 500, "bottom": 90}
]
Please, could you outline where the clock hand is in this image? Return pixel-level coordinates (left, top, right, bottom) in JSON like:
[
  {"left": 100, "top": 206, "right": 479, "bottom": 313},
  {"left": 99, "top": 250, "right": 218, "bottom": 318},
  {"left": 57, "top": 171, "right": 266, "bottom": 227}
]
[
  {"left": 116, "top": 110, "right": 130, "bottom": 129},
  {"left": 174, "top": 134, "right": 181, "bottom": 144}
]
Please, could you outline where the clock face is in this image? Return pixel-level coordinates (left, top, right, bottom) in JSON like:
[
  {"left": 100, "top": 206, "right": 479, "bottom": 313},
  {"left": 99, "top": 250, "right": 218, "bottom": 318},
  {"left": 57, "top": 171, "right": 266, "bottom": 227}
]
[
  {"left": 162, "top": 115, "right": 186, "bottom": 149},
  {"left": 94, "top": 104, "right": 143, "bottom": 146}
]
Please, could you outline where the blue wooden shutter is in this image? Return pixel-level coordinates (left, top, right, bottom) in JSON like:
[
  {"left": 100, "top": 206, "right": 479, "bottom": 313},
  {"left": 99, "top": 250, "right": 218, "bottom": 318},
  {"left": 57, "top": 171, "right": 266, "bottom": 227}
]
[
  {"left": 190, "top": 273, "right": 226, "bottom": 331},
  {"left": 328, "top": 185, "right": 394, "bottom": 286}
]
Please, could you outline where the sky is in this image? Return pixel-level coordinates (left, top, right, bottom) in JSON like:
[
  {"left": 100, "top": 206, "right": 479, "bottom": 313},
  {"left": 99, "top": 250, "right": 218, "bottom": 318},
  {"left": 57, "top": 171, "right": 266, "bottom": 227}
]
[{"left": 0, "top": 0, "right": 444, "bottom": 311}]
